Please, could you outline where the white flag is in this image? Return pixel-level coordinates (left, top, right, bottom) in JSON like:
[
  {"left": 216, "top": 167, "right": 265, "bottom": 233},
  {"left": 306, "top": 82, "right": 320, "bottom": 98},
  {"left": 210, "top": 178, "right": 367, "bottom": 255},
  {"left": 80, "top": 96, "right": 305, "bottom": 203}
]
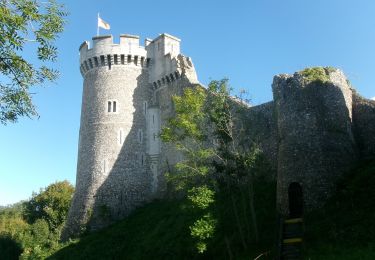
[{"left": 98, "top": 16, "right": 110, "bottom": 30}]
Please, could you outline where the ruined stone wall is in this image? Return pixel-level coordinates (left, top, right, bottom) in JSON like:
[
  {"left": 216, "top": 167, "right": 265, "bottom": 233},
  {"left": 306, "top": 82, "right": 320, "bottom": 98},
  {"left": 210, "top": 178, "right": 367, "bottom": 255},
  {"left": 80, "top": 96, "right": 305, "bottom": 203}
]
[
  {"left": 245, "top": 102, "right": 278, "bottom": 171},
  {"left": 273, "top": 69, "right": 358, "bottom": 215},
  {"left": 352, "top": 92, "right": 375, "bottom": 159}
]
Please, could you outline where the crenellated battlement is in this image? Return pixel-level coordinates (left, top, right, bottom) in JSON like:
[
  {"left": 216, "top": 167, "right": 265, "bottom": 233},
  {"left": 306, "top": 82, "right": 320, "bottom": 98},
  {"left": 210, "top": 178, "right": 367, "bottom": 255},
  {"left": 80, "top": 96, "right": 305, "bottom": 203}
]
[
  {"left": 78, "top": 33, "right": 188, "bottom": 81},
  {"left": 79, "top": 35, "right": 150, "bottom": 76},
  {"left": 151, "top": 70, "right": 182, "bottom": 90},
  {"left": 79, "top": 53, "right": 150, "bottom": 76}
]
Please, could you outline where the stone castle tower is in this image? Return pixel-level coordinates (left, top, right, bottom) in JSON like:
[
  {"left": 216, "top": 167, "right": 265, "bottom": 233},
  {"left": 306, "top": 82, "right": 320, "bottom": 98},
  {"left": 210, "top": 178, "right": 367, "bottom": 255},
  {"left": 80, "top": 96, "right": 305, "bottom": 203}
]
[{"left": 63, "top": 33, "right": 199, "bottom": 238}]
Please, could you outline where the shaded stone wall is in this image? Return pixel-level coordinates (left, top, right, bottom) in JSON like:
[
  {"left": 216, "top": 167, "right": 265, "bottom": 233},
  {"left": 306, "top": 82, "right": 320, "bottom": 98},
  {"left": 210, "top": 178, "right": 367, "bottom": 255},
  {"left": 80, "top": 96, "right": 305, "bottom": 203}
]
[
  {"left": 273, "top": 69, "right": 358, "bottom": 215},
  {"left": 352, "top": 92, "right": 375, "bottom": 159},
  {"left": 63, "top": 62, "right": 151, "bottom": 238},
  {"left": 245, "top": 101, "right": 278, "bottom": 171}
]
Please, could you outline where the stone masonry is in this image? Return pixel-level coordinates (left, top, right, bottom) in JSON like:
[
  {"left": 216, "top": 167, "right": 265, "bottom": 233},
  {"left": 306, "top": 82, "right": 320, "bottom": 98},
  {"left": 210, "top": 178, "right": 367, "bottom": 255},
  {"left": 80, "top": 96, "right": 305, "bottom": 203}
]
[{"left": 62, "top": 33, "right": 375, "bottom": 239}]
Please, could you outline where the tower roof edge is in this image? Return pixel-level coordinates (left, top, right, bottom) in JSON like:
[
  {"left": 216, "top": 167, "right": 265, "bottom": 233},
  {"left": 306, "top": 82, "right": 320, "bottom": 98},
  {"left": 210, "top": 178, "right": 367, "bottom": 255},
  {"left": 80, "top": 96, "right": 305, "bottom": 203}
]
[{"left": 92, "top": 35, "right": 113, "bottom": 41}]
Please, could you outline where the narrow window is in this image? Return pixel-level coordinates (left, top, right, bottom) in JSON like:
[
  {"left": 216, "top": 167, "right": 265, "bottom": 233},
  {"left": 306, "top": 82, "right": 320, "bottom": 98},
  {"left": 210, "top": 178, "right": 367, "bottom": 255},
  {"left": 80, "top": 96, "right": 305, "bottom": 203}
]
[
  {"left": 138, "top": 129, "right": 143, "bottom": 143},
  {"left": 134, "top": 56, "right": 138, "bottom": 65},
  {"left": 143, "top": 101, "right": 147, "bottom": 115},
  {"left": 114, "top": 54, "right": 118, "bottom": 65},
  {"left": 175, "top": 71, "right": 180, "bottom": 79},
  {"left": 107, "top": 55, "right": 111, "bottom": 70},
  {"left": 152, "top": 114, "right": 155, "bottom": 124},
  {"left": 170, "top": 73, "right": 174, "bottom": 81},
  {"left": 118, "top": 129, "right": 123, "bottom": 145},
  {"left": 103, "top": 159, "right": 107, "bottom": 174},
  {"left": 146, "top": 58, "right": 151, "bottom": 67},
  {"left": 141, "top": 154, "right": 144, "bottom": 166},
  {"left": 94, "top": 57, "right": 99, "bottom": 67},
  {"left": 88, "top": 58, "right": 93, "bottom": 69},
  {"left": 121, "top": 54, "right": 125, "bottom": 64},
  {"left": 108, "top": 101, "right": 112, "bottom": 112},
  {"left": 113, "top": 101, "right": 117, "bottom": 112},
  {"left": 127, "top": 55, "right": 131, "bottom": 63},
  {"left": 153, "top": 133, "right": 156, "bottom": 141},
  {"left": 100, "top": 55, "right": 105, "bottom": 65},
  {"left": 141, "top": 57, "right": 145, "bottom": 67}
]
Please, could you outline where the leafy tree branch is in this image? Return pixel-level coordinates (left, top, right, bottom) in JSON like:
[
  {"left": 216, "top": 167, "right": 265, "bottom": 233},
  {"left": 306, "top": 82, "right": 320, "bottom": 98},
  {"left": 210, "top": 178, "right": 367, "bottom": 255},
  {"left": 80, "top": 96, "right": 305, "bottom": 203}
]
[{"left": 0, "top": 0, "right": 67, "bottom": 124}]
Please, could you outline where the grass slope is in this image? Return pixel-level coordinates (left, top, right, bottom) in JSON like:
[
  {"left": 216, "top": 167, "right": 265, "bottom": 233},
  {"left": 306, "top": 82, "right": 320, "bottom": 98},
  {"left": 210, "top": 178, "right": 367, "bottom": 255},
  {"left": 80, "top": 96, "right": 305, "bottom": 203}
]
[
  {"left": 49, "top": 178, "right": 277, "bottom": 260},
  {"left": 304, "top": 160, "right": 375, "bottom": 259}
]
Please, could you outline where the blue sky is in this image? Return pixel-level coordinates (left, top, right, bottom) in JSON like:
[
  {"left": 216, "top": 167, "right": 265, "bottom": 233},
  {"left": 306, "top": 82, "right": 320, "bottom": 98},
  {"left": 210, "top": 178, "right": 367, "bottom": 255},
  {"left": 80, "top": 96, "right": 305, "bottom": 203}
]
[{"left": 1, "top": 0, "right": 375, "bottom": 205}]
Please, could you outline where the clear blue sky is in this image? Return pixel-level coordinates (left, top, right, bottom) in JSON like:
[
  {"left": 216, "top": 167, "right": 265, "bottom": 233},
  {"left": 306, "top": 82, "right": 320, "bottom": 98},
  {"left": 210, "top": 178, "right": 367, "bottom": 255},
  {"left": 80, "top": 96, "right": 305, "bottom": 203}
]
[{"left": 1, "top": 0, "right": 375, "bottom": 205}]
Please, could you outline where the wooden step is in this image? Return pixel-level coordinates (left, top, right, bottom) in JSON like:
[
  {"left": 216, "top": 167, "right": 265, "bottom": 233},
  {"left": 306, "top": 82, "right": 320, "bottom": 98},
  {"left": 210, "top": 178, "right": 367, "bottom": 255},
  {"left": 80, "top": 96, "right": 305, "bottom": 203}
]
[
  {"left": 284, "top": 218, "right": 303, "bottom": 224},
  {"left": 283, "top": 238, "right": 303, "bottom": 244}
]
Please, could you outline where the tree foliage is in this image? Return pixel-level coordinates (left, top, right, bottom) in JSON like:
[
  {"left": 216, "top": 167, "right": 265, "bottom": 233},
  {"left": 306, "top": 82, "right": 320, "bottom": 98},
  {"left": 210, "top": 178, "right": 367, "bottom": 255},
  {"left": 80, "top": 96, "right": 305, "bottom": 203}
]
[
  {"left": 0, "top": 0, "right": 67, "bottom": 124},
  {"left": 161, "top": 79, "right": 263, "bottom": 253},
  {"left": 23, "top": 180, "right": 74, "bottom": 232},
  {"left": 0, "top": 180, "right": 74, "bottom": 259}
]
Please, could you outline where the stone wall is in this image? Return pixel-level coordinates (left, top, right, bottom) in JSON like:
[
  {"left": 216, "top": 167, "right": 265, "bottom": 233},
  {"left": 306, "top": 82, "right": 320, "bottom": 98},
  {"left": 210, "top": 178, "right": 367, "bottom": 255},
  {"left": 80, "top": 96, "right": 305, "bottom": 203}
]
[
  {"left": 273, "top": 68, "right": 358, "bottom": 215},
  {"left": 352, "top": 92, "right": 375, "bottom": 159},
  {"left": 245, "top": 101, "right": 278, "bottom": 171}
]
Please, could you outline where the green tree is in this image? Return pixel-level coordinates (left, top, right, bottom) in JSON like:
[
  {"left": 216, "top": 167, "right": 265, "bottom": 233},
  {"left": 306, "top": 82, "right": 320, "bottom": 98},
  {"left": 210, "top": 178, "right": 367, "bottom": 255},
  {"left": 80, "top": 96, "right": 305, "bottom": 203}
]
[
  {"left": 23, "top": 180, "right": 74, "bottom": 233},
  {"left": 0, "top": 0, "right": 67, "bottom": 124},
  {"left": 161, "top": 80, "right": 261, "bottom": 254}
]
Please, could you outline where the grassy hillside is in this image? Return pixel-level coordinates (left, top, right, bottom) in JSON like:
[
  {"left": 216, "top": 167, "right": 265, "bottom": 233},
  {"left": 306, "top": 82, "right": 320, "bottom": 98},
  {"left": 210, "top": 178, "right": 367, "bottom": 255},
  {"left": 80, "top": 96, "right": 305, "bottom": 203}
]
[
  {"left": 304, "top": 159, "right": 375, "bottom": 259},
  {"left": 49, "top": 177, "right": 277, "bottom": 260}
]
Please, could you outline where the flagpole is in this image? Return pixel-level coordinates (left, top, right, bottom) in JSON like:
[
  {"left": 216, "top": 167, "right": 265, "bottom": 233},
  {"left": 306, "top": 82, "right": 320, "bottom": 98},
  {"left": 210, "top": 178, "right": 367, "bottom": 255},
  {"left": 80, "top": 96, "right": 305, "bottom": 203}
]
[{"left": 97, "top": 13, "right": 99, "bottom": 36}]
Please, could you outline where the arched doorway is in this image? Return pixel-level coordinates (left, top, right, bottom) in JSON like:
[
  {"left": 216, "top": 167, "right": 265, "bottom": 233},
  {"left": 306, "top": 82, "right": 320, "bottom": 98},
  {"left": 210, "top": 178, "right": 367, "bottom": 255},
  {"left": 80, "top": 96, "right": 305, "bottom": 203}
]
[{"left": 288, "top": 182, "right": 303, "bottom": 218}]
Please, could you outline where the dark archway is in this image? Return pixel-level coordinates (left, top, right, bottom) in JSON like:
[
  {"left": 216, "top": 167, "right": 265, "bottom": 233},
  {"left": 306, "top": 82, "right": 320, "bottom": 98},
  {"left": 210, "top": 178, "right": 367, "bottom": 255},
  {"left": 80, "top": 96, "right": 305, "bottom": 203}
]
[{"left": 288, "top": 182, "right": 303, "bottom": 218}]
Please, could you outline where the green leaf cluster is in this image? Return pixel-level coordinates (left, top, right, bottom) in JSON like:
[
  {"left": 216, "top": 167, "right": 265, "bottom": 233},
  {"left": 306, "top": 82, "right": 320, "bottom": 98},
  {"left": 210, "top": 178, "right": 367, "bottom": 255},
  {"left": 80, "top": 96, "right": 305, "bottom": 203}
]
[
  {"left": 0, "top": 180, "right": 74, "bottom": 259},
  {"left": 190, "top": 213, "right": 217, "bottom": 253},
  {"left": 300, "top": 67, "right": 337, "bottom": 85},
  {"left": 0, "top": 0, "right": 67, "bottom": 124},
  {"left": 23, "top": 180, "right": 74, "bottom": 232}
]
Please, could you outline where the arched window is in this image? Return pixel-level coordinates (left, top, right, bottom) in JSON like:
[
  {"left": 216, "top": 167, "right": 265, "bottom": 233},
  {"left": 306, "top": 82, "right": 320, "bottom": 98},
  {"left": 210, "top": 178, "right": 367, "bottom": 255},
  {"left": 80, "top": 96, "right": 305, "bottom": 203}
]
[
  {"left": 113, "top": 101, "right": 117, "bottom": 112},
  {"left": 288, "top": 182, "right": 303, "bottom": 218},
  {"left": 108, "top": 101, "right": 112, "bottom": 113}
]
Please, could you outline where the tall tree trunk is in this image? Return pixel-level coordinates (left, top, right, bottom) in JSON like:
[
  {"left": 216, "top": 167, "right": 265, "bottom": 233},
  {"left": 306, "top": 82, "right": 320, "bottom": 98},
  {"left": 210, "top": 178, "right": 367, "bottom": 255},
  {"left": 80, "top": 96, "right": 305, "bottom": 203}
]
[
  {"left": 224, "top": 236, "right": 233, "bottom": 260},
  {"left": 248, "top": 178, "right": 259, "bottom": 242},
  {"left": 230, "top": 193, "right": 247, "bottom": 249}
]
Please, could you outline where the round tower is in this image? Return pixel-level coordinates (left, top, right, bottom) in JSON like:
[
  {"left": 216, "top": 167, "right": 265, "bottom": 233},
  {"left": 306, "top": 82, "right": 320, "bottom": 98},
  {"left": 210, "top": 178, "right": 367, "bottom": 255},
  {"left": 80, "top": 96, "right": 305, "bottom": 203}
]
[
  {"left": 63, "top": 35, "right": 152, "bottom": 238},
  {"left": 272, "top": 68, "right": 357, "bottom": 217}
]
